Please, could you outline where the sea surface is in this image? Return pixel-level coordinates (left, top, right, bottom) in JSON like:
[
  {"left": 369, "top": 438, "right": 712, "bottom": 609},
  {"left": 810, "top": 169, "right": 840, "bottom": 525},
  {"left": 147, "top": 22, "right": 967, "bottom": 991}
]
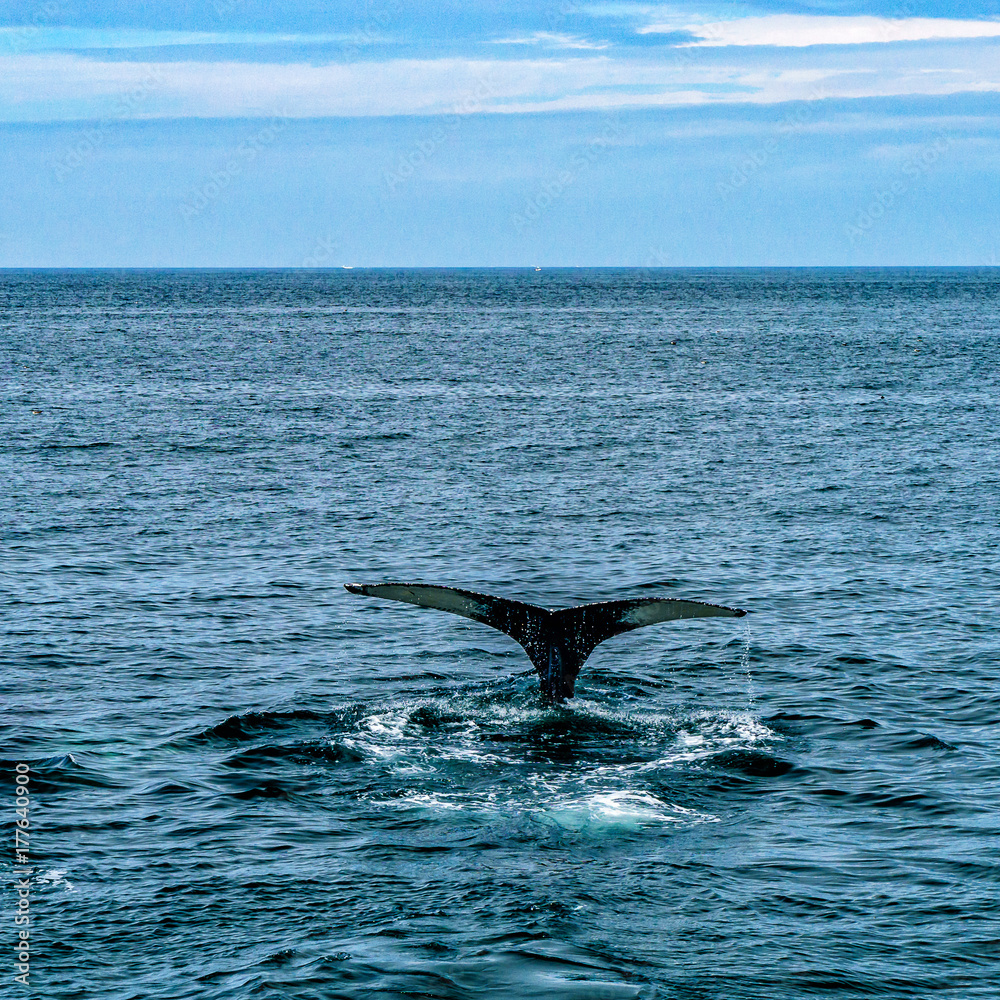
[{"left": 2, "top": 268, "right": 999, "bottom": 999}]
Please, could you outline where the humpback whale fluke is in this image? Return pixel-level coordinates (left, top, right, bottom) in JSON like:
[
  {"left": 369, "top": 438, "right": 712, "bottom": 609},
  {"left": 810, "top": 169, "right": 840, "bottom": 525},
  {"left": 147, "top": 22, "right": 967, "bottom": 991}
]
[{"left": 345, "top": 583, "right": 747, "bottom": 703}]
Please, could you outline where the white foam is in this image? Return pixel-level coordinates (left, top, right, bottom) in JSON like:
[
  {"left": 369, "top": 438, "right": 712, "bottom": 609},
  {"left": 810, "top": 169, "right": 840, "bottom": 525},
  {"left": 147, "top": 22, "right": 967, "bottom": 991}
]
[
  {"left": 354, "top": 699, "right": 778, "bottom": 820},
  {"left": 34, "top": 869, "right": 76, "bottom": 892},
  {"left": 536, "top": 791, "right": 718, "bottom": 831},
  {"left": 391, "top": 791, "right": 472, "bottom": 812},
  {"left": 380, "top": 789, "right": 499, "bottom": 818},
  {"left": 375, "top": 785, "right": 718, "bottom": 831}
]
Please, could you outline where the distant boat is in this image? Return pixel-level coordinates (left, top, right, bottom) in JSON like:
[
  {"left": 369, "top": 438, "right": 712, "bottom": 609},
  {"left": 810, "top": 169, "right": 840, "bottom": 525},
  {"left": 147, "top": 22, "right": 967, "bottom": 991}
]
[{"left": 341, "top": 265, "right": 354, "bottom": 269}]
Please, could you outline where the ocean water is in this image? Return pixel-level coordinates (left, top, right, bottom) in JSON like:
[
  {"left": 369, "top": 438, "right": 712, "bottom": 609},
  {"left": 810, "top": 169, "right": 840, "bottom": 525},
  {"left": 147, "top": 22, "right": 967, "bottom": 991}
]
[{"left": 2, "top": 268, "right": 999, "bottom": 999}]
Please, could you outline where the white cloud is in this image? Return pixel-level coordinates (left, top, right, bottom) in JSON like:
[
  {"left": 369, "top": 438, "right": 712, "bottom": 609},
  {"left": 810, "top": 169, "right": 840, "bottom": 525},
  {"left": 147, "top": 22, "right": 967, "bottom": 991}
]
[
  {"left": 641, "top": 15, "right": 1000, "bottom": 48},
  {"left": 492, "top": 32, "right": 610, "bottom": 50},
  {"left": 0, "top": 27, "right": 371, "bottom": 52},
  {"left": 2, "top": 45, "right": 1000, "bottom": 122}
]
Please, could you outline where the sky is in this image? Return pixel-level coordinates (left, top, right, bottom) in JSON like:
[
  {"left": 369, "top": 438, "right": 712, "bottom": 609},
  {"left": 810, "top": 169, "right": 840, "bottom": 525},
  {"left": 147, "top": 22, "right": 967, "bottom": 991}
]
[{"left": 1, "top": 1, "right": 998, "bottom": 266}]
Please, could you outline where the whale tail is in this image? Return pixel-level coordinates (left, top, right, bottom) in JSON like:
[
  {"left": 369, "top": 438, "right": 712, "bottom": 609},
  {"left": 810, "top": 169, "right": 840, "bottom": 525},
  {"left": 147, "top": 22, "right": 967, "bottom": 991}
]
[
  {"left": 344, "top": 582, "right": 552, "bottom": 664},
  {"left": 345, "top": 583, "right": 747, "bottom": 702}
]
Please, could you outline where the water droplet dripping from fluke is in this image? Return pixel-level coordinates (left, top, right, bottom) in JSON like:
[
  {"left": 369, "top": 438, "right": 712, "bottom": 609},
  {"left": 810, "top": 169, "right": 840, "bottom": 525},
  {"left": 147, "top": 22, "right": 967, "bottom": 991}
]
[{"left": 741, "top": 620, "right": 755, "bottom": 713}]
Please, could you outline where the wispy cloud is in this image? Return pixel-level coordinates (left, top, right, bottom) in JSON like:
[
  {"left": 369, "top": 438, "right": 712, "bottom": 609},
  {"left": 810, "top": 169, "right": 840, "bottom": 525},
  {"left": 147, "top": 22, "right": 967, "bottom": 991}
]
[
  {"left": 492, "top": 32, "right": 610, "bottom": 50},
  {"left": 3, "top": 42, "right": 1000, "bottom": 122},
  {"left": 0, "top": 27, "right": 372, "bottom": 52},
  {"left": 642, "top": 15, "right": 1000, "bottom": 48}
]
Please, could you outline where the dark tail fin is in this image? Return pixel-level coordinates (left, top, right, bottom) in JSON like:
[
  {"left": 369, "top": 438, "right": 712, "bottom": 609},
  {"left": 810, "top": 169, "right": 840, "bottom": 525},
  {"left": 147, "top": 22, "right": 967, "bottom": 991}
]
[
  {"left": 346, "top": 585, "right": 747, "bottom": 703},
  {"left": 345, "top": 583, "right": 552, "bottom": 667},
  {"left": 551, "top": 597, "right": 747, "bottom": 665}
]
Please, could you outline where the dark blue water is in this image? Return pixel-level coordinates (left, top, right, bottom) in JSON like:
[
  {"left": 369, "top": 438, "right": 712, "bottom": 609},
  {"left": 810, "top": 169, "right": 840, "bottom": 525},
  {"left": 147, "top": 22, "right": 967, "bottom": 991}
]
[{"left": 3, "top": 268, "right": 999, "bottom": 999}]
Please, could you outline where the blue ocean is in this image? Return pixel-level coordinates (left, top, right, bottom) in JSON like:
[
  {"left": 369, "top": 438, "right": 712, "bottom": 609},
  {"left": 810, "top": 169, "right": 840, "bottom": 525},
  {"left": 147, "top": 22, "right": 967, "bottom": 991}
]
[{"left": 3, "top": 268, "right": 998, "bottom": 998}]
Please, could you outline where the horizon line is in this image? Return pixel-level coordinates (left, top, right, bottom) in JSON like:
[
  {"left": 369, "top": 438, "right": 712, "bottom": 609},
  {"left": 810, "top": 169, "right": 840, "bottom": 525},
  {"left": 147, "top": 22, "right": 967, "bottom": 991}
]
[{"left": 3, "top": 264, "right": 999, "bottom": 272}]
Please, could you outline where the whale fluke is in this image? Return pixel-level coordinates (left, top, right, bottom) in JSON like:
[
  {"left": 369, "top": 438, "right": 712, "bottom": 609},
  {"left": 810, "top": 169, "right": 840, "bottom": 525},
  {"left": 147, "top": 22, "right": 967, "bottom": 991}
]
[{"left": 346, "top": 583, "right": 747, "bottom": 703}]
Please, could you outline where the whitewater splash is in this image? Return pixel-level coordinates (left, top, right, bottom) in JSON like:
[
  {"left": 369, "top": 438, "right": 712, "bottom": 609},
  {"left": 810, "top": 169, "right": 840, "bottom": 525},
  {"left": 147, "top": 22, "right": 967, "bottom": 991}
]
[{"left": 348, "top": 693, "right": 776, "bottom": 832}]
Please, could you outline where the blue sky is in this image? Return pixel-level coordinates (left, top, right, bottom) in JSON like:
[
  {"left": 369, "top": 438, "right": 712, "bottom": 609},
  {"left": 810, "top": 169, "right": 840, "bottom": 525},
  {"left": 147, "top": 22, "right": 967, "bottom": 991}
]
[{"left": 1, "top": 1, "right": 998, "bottom": 265}]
